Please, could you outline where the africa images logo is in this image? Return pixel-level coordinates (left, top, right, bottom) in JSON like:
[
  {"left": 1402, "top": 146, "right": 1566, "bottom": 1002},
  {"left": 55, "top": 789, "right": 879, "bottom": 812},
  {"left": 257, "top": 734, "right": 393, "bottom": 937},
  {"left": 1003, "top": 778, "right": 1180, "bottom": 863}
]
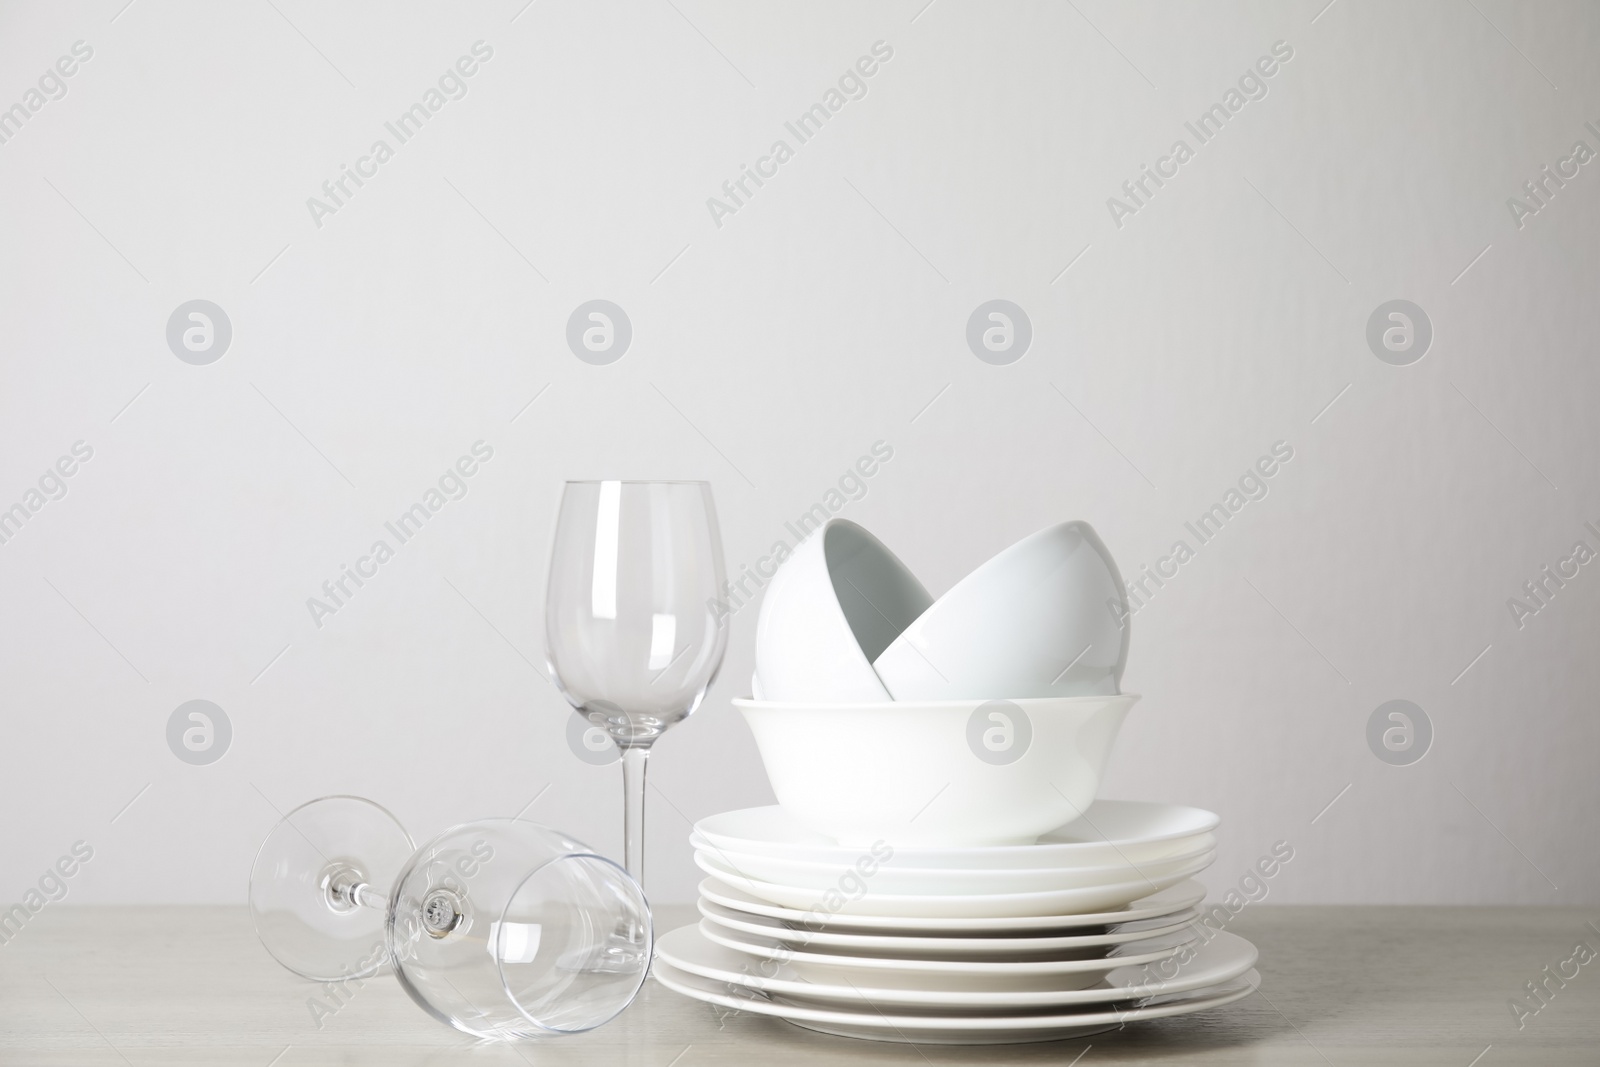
[
  {"left": 305, "top": 442, "right": 494, "bottom": 628},
  {"left": 1105, "top": 40, "right": 1294, "bottom": 229},
  {"left": 705, "top": 41, "right": 894, "bottom": 228},
  {"left": 305, "top": 42, "right": 494, "bottom": 229},
  {"left": 0, "top": 40, "right": 94, "bottom": 148}
]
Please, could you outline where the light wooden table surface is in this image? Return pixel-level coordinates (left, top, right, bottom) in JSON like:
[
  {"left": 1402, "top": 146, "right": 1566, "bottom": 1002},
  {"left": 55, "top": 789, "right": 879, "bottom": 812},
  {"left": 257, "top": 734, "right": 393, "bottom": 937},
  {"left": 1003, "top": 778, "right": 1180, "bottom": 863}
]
[{"left": 1, "top": 905, "right": 1597, "bottom": 1065}]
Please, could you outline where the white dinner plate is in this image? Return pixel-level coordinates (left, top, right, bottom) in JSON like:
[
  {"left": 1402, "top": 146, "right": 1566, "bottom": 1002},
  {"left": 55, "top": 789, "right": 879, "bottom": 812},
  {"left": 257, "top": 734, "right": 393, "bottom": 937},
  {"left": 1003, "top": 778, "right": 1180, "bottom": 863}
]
[
  {"left": 654, "top": 935, "right": 1260, "bottom": 1042},
  {"left": 695, "top": 921, "right": 1201, "bottom": 991},
  {"left": 698, "top": 877, "right": 1207, "bottom": 933},
  {"left": 696, "top": 897, "right": 1204, "bottom": 957},
  {"left": 694, "top": 851, "right": 1214, "bottom": 918},
  {"left": 657, "top": 924, "right": 1256, "bottom": 1010},
  {"left": 691, "top": 834, "right": 1217, "bottom": 896},
  {"left": 695, "top": 800, "right": 1220, "bottom": 870},
  {"left": 654, "top": 958, "right": 1261, "bottom": 1043},
  {"left": 783, "top": 973, "right": 1262, "bottom": 1044}
]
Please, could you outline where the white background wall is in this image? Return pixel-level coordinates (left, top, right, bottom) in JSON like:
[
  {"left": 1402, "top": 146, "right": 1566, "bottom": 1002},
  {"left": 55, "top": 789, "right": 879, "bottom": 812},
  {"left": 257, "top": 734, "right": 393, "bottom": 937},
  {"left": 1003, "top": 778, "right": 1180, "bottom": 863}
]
[{"left": 1, "top": 0, "right": 1596, "bottom": 908}]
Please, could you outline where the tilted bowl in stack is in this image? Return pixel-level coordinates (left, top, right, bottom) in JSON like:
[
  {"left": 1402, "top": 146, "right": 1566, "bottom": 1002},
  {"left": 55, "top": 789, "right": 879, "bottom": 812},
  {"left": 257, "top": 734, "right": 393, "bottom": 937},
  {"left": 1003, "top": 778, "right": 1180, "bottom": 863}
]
[{"left": 653, "top": 519, "right": 1260, "bottom": 1045}]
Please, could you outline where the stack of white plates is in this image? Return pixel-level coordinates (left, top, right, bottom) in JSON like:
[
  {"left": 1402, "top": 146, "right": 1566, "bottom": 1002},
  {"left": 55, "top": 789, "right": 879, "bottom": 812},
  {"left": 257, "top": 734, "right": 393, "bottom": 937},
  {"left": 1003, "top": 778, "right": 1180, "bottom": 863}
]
[{"left": 655, "top": 800, "right": 1260, "bottom": 1044}]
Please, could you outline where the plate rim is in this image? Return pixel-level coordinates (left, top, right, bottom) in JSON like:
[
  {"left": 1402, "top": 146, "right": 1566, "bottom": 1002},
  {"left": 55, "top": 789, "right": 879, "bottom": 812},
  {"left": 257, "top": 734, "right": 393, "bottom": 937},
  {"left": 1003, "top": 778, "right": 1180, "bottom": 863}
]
[
  {"left": 696, "top": 876, "right": 1209, "bottom": 932},
  {"left": 652, "top": 939, "right": 1261, "bottom": 1026},
  {"left": 695, "top": 918, "right": 1204, "bottom": 976},
  {"left": 695, "top": 896, "right": 1206, "bottom": 952},
  {"left": 655, "top": 924, "right": 1259, "bottom": 1007},
  {"left": 690, "top": 833, "right": 1219, "bottom": 883},
  {"left": 695, "top": 800, "right": 1222, "bottom": 860},
  {"left": 694, "top": 851, "right": 1215, "bottom": 917}
]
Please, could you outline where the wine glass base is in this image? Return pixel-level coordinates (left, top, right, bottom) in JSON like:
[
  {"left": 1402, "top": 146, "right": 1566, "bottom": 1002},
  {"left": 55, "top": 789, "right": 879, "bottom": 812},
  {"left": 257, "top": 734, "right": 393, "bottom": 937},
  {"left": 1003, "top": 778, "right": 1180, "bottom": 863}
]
[{"left": 248, "top": 796, "right": 414, "bottom": 982}]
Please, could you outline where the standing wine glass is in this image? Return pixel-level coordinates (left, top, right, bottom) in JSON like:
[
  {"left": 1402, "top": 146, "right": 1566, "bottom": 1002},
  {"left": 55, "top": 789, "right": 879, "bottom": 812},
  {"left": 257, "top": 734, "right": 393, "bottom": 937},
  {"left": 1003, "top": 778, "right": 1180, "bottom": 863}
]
[{"left": 545, "top": 481, "right": 728, "bottom": 884}]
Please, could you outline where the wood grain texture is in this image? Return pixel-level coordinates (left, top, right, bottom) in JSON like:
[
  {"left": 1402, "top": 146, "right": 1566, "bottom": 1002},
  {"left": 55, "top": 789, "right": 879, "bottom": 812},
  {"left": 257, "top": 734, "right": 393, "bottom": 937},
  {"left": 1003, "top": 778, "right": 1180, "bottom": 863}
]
[{"left": 1, "top": 905, "right": 1596, "bottom": 1065}]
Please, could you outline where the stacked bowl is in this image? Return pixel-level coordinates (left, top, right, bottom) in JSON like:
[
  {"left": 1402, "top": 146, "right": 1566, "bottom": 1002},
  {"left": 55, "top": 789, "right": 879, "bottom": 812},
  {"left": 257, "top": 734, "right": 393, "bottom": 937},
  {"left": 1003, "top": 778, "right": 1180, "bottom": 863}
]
[{"left": 655, "top": 520, "right": 1260, "bottom": 1044}]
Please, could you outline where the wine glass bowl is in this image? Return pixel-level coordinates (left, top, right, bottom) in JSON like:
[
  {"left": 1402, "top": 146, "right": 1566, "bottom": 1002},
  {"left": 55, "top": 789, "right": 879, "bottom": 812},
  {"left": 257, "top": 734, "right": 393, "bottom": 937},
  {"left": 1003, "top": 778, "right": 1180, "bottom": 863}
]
[
  {"left": 388, "top": 819, "right": 652, "bottom": 1038},
  {"left": 544, "top": 480, "right": 729, "bottom": 879}
]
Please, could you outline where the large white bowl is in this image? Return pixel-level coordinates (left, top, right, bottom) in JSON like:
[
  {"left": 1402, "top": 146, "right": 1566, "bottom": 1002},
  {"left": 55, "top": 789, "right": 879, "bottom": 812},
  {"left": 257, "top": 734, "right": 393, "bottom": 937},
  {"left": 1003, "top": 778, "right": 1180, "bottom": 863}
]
[
  {"left": 873, "top": 521, "right": 1130, "bottom": 701},
  {"left": 734, "top": 694, "right": 1136, "bottom": 847},
  {"left": 754, "top": 519, "right": 931, "bottom": 703}
]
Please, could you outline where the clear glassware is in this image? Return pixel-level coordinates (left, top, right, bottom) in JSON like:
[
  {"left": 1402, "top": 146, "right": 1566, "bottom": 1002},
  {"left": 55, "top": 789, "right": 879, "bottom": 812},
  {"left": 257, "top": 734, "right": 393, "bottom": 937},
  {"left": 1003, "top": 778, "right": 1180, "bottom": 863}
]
[
  {"left": 544, "top": 480, "right": 729, "bottom": 883},
  {"left": 248, "top": 795, "right": 651, "bottom": 1038}
]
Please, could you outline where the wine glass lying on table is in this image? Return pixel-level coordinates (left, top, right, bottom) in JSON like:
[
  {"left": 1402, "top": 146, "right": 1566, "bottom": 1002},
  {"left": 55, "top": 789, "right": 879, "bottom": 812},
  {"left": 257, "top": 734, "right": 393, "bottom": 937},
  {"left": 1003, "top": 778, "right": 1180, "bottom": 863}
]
[{"left": 248, "top": 795, "right": 651, "bottom": 1038}]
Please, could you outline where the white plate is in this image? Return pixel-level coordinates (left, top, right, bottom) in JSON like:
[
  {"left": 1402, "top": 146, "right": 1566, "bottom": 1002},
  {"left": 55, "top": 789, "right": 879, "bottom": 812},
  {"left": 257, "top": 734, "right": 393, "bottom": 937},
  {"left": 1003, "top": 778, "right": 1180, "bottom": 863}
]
[
  {"left": 655, "top": 958, "right": 1261, "bottom": 1043},
  {"left": 782, "top": 973, "right": 1261, "bottom": 1044},
  {"left": 697, "top": 897, "right": 1204, "bottom": 957},
  {"left": 656, "top": 921, "right": 1254, "bottom": 1036},
  {"left": 695, "top": 800, "right": 1220, "bottom": 869},
  {"left": 691, "top": 834, "right": 1218, "bottom": 896},
  {"left": 695, "top": 851, "right": 1214, "bottom": 918},
  {"left": 658, "top": 924, "right": 1255, "bottom": 1009},
  {"left": 695, "top": 921, "right": 1201, "bottom": 992},
  {"left": 698, "top": 877, "right": 1207, "bottom": 933}
]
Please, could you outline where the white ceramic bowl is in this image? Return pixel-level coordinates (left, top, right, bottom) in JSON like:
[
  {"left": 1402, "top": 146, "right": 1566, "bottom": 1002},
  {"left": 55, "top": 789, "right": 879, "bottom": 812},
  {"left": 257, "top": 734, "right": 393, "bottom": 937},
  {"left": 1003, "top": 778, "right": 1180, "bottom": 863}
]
[
  {"left": 734, "top": 694, "right": 1136, "bottom": 847},
  {"left": 754, "top": 519, "right": 931, "bottom": 703},
  {"left": 872, "top": 521, "right": 1129, "bottom": 701}
]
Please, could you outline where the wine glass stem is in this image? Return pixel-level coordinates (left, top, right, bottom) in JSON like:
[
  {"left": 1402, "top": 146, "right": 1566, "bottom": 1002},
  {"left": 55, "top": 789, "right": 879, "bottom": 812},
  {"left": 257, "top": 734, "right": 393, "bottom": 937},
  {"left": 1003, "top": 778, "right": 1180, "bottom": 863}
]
[
  {"left": 352, "top": 883, "right": 385, "bottom": 911},
  {"left": 328, "top": 872, "right": 385, "bottom": 913},
  {"left": 621, "top": 744, "right": 650, "bottom": 883}
]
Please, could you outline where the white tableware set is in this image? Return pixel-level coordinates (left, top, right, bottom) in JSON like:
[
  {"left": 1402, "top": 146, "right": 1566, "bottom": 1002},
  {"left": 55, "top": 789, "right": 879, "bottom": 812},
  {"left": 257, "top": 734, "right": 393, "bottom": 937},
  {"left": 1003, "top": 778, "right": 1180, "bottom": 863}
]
[{"left": 654, "top": 519, "right": 1261, "bottom": 1044}]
